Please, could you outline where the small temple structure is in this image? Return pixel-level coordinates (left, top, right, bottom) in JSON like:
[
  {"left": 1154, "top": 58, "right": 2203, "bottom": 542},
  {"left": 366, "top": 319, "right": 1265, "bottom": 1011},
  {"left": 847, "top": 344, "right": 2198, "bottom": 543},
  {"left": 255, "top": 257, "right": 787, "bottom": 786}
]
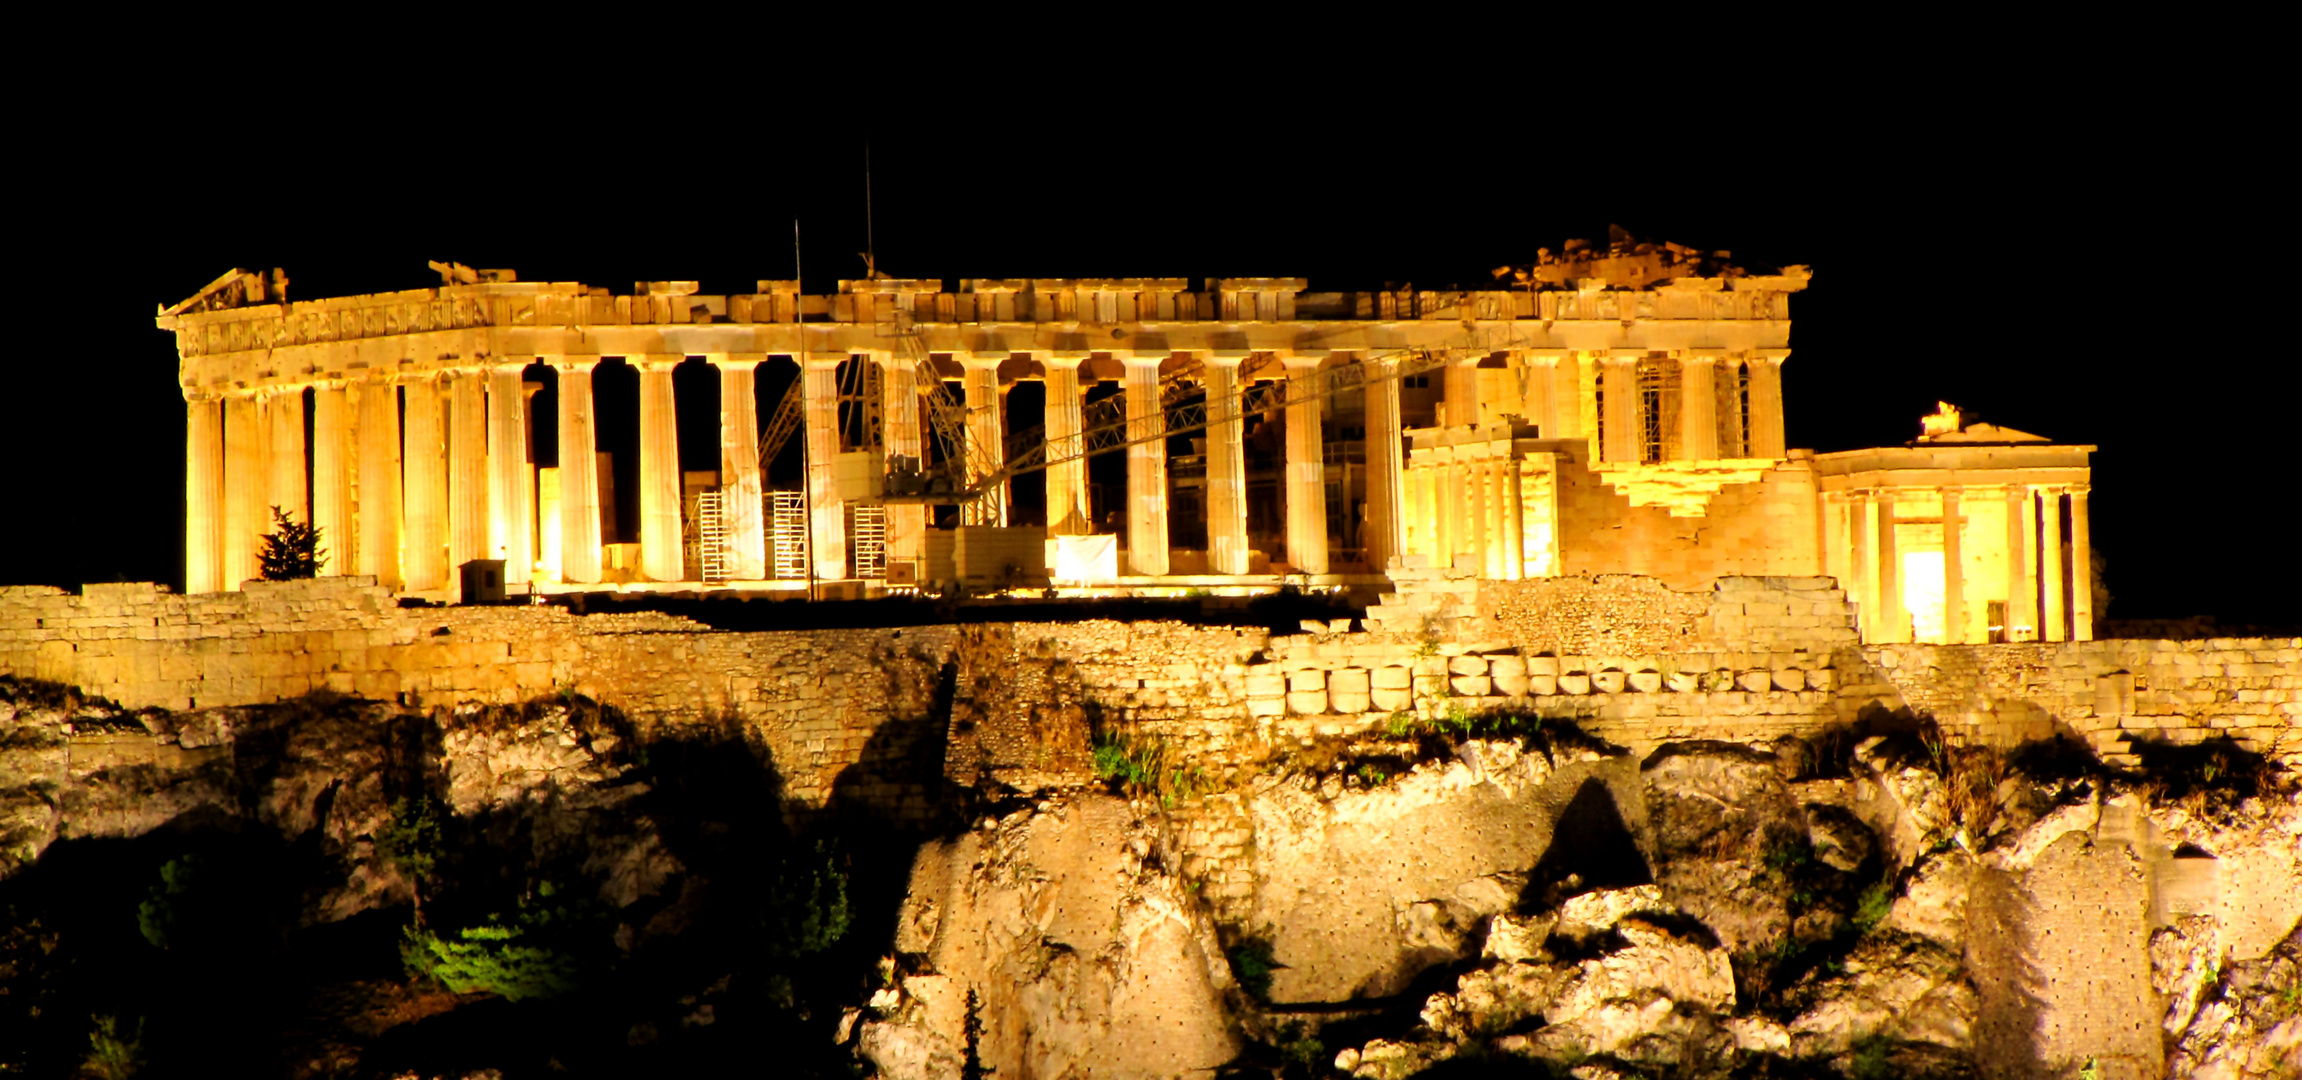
[{"left": 155, "top": 232, "right": 2095, "bottom": 643}]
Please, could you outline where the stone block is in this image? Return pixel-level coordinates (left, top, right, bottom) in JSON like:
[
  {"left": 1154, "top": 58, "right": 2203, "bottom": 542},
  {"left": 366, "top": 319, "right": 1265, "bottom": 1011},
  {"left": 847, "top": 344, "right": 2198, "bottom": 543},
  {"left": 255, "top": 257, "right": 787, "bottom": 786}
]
[
  {"left": 1287, "top": 689, "right": 1329, "bottom": 715},
  {"left": 1772, "top": 669, "right": 1807, "bottom": 692},
  {"left": 1737, "top": 670, "right": 1773, "bottom": 693},
  {"left": 1451, "top": 675, "right": 1491, "bottom": 697},
  {"left": 1557, "top": 673, "right": 1591, "bottom": 695},
  {"left": 1628, "top": 670, "right": 1662, "bottom": 693},
  {"left": 1329, "top": 689, "right": 1372, "bottom": 713},
  {"left": 1244, "top": 672, "right": 1284, "bottom": 697},
  {"left": 1525, "top": 656, "right": 1559, "bottom": 677},
  {"left": 1371, "top": 687, "right": 1413, "bottom": 711},
  {"left": 1492, "top": 674, "right": 1530, "bottom": 697},
  {"left": 1487, "top": 656, "right": 1526, "bottom": 679},
  {"left": 1527, "top": 673, "right": 1558, "bottom": 695},
  {"left": 1592, "top": 670, "right": 1627, "bottom": 694},
  {"left": 1448, "top": 655, "right": 1488, "bottom": 676},
  {"left": 1371, "top": 665, "right": 1412, "bottom": 690},
  {"left": 1805, "top": 667, "right": 1837, "bottom": 692},
  {"left": 1287, "top": 669, "right": 1326, "bottom": 693},
  {"left": 1329, "top": 668, "right": 1371, "bottom": 695}
]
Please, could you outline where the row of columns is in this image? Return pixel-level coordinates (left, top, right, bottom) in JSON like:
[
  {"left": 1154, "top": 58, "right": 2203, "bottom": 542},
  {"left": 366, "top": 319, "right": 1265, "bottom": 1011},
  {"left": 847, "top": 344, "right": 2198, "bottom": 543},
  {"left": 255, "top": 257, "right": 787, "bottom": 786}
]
[
  {"left": 1506, "top": 349, "right": 1786, "bottom": 462},
  {"left": 187, "top": 346, "right": 1431, "bottom": 593},
  {"left": 1836, "top": 484, "right": 2093, "bottom": 644}
]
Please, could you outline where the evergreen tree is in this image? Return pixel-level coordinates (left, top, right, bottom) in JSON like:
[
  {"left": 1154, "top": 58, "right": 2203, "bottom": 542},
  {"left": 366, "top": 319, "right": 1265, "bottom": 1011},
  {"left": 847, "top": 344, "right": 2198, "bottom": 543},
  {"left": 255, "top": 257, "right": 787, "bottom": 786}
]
[{"left": 257, "top": 506, "right": 325, "bottom": 580}]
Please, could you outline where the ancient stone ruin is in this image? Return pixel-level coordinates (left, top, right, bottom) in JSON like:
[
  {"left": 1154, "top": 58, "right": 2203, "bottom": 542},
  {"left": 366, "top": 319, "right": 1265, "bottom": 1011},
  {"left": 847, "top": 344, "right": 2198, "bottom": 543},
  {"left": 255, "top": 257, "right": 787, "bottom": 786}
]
[{"left": 0, "top": 240, "right": 2292, "bottom": 1078}]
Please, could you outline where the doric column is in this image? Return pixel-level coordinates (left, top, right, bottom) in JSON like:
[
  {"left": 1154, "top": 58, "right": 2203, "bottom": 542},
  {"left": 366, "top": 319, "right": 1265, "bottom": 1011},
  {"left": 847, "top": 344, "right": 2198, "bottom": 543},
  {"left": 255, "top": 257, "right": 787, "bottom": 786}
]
[
  {"left": 710, "top": 354, "right": 767, "bottom": 581},
  {"left": 1501, "top": 455, "right": 1525, "bottom": 579},
  {"left": 1875, "top": 490, "right": 1903, "bottom": 642},
  {"left": 448, "top": 372, "right": 488, "bottom": 576},
  {"left": 1444, "top": 351, "right": 1482, "bottom": 428},
  {"left": 2070, "top": 488, "right": 2095, "bottom": 641},
  {"left": 958, "top": 351, "right": 1008, "bottom": 526},
  {"left": 636, "top": 355, "right": 684, "bottom": 582},
  {"left": 220, "top": 393, "right": 263, "bottom": 589},
  {"left": 264, "top": 389, "right": 307, "bottom": 524},
  {"left": 1121, "top": 352, "right": 1169, "bottom": 576},
  {"left": 184, "top": 395, "right": 224, "bottom": 594},
  {"left": 1362, "top": 354, "right": 1405, "bottom": 572},
  {"left": 1848, "top": 491, "right": 1874, "bottom": 640},
  {"left": 1040, "top": 352, "right": 1091, "bottom": 536},
  {"left": 1280, "top": 351, "right": 1329, "bottom": 575},
  {"left": 802, "top": 354, "right": 848, "bottom": 580},
  {"left": 2040, "top": 487, "right": 2067, "bottom": 642},
  {"left": 488, "top": 362, "right": 532, "bottom": 586},
  {"left": 401, "top": 375, "right": 448, "bottom": 591},
  {"left": 1679, "top": 353, "right": 1720, "bottom": 461},
  {"left": 1746, "top": 350, "right": 1788, "bottom": 458},
  {"left": 1547, "top": 352, "right": 1585, "bottom": 441},
  {"left": 1941, "top": 487, "right": 1965, "bottom": 644},
  {"left": 1482, "top": 454, "right": 1508, "bottom": 578},
  {"left": 1717, "top": 357, "right": 1747, "bottom": 457},
  {"left": 356, "top": 379, "right": 403, "bottom": 589},
  {"left": 553, "top": 358, "right": 604, "bottom": 584},
  {"left": 1199, "top": 352, "right": 1249, "bottom": 574},
  {"left": 2007, "top": 484, "right": 2037, "bottom": 640},
  {"left": 1599, "top": 354, "right": 1639, "bottom": 464},
  {"left": 312, "top": 383, "right": 352, "bottom": 577}
]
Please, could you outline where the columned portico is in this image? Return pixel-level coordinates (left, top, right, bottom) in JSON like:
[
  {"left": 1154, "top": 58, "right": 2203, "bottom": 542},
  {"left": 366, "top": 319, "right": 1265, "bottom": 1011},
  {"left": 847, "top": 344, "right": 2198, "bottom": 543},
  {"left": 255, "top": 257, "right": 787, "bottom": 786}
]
[
  {"left": 1679, "top": 354, "right": 1720, "bottom": 460},
  {"left": 1600, "top": 353, "right": 1638, "bottom": 463},
  {"left": 2040, "top": 487, "right": 2067, "bottom": 642},
  {"left": 264, "top": 388, "right": 306, "bottom": 525},
  {"left": 1746, "top": 350, "right": 1789, "bottom": 459},
  {"left": 2070, "top": 487, "right": 2094, "bottom": 641},
  {"left": 1444, "top": 351, "right": 1481, "bottom": 427},
  {"left": 1280, "top": 351, "right": 1329, "bottom": 575},
  {"left": 553, "top": 358, "right": 604, "bottom": 584},
  {"left": 1940, "top": 487, "right": 1965, "bottom": 644},
  {"left": 2008, "top": 485, "right": 2038, "bottom": 641},
  {"left": 185, "top": 396, "right": 223, "bottom": 594},
  {"left": 1120, "top": 352, "right": 1168, "bottom": 576},
  {"left": 1874, "top": 492, "right": 1902, "bottom": 642},
  {"left": 1040, "top": 352, "right": 1090, "bottom": 536},
  {"left": 711, "top": 354, "right": 767, "bottom": 582},
  {"left": 869, "top": 351, "right": 922, "bottom": 578}
]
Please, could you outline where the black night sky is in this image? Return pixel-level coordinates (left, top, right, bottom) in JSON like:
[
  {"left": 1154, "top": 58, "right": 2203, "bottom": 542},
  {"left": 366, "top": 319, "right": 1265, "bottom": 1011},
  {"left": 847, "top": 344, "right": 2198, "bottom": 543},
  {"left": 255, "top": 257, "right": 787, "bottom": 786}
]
[{"left": 11, "top": 79, "right": 2293, "bottom": 626}]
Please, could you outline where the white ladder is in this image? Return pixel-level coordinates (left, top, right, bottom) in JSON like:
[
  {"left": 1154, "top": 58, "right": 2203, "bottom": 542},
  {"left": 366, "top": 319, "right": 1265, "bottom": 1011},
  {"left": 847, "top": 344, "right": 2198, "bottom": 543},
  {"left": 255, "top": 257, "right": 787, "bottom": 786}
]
[{"left": 695, "top": 491, "right": 730, "bottom": 585}]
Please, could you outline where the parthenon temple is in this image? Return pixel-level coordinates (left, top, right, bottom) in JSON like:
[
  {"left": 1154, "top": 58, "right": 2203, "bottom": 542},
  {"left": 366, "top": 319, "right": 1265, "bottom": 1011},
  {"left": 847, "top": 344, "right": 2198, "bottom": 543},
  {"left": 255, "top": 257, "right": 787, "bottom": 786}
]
[{"left": 157, "top": 235, "right": 2095, "bottom": 643}]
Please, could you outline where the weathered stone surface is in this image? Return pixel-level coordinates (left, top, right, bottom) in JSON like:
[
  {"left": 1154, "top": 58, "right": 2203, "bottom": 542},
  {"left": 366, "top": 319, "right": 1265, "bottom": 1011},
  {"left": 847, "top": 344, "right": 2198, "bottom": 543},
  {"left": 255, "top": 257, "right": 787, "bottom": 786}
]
[{"left": 1641, "top": 742, "right": 1811, "bottom": 954}]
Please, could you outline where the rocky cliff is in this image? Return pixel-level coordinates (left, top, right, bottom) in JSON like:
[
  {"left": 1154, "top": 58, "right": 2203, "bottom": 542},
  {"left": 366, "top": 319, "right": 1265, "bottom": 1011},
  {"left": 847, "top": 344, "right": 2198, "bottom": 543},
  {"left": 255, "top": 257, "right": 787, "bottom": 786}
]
[{"left": 4, "top": 671, "right": 2298, "bottom": 1079}]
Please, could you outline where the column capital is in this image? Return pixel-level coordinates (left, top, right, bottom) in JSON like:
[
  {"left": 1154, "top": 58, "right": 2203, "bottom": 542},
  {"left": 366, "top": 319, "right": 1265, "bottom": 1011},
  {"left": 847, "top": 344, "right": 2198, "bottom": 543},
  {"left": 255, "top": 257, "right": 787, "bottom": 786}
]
[
  {"left": 1524, "top": 348, "right": 1572, "bottom": 361},
  {"left": 1276, "top": 350, "right": 1331, "bottom": 369},
  {"left": 1604, "top": 348, "right": 1647, "bottom": 361},
  {"left": 1684, "top": 349, "right": 1728, "bottom": 363},
  {"left": 802, "top": 352, "right": 848, "bottom": 369},
  {"left": 702, "top": 352, "right": 768, "bottom": 369},
  {"left": 1750, "top": 348, "right": 1792, "bottom": 363},
  {"left": 1205, "top": 350, "right": 1251, "bottom": 368},
  {"left": 956, "top": 350, "right": 1005, "bottom": 371},
  {"left": 629, "top": 353, "right": 684, "bottom": 372},
  {"left": 1118, "top": 351, "right": 1162, "bottom": 372},
  {"left": 489, "top": 356, "right": 533, "bottom": 374},
  {"left": 546, "top": 355, "right": 600, "bottom": 373},
  {"left": 1039, "top": 350, "right": 1086, "bottom": 370}
]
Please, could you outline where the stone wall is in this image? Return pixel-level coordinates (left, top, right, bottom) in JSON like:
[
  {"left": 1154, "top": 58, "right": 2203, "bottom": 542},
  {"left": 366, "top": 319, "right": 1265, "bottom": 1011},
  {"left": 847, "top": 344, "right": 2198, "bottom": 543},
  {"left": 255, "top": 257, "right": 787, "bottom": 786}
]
[{"left": 1553, "top": 454, "right": 1822, "bottom": 588}]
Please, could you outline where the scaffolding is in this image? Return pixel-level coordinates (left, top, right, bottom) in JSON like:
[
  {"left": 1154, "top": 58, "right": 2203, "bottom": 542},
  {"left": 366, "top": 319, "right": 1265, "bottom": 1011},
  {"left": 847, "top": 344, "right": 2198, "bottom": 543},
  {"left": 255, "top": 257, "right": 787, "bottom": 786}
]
[
  {"left": 769, "top": 490, "right": 809, "bottom": 579},
  {"left": 694, "top": 491, "right": 731, "bottom": 584},
  {"left": 850, "top": 505, "right": 887, "bottom": 579}
]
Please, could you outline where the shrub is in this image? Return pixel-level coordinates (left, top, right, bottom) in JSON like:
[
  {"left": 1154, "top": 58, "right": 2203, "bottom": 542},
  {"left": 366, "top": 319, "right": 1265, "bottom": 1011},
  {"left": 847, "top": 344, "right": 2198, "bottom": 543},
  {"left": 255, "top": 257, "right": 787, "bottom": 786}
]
[
  {"left": 1227, "top": 938, "right": 1276, "bottom": 1002},
  {"left": 377, "top": 797, "right": 446, "bottom": 914},
  {"left": 137, "top": 856, "right": 203, "bottom": 951},
  {"left": 256, "top": 506, "right": 325, "bottom": 580},
  {"left": 400, "top": 884, "right": 586, "bottom": 1001},
  {"left": 1852, "top": 881, "right": 1893, "bottom": 934},
  {"left": 82, "top": 1015, "right": 143, "bottom": 1079},
  {"left": 1091, "top": 730, "right": 1205, "bottom": 808},
  {"left": 765, "top": 840, "right": 852, "bottom": 959}
]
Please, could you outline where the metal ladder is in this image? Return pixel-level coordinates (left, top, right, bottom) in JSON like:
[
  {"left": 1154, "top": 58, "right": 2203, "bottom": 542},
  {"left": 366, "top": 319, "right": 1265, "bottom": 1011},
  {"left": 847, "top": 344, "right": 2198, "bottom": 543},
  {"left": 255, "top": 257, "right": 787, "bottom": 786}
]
[
  {"left": 695, "top": 491, "right": 730, "bottom": 585},
  {"left": 769, "top": 490, "right": 810, "bottom": 579}
]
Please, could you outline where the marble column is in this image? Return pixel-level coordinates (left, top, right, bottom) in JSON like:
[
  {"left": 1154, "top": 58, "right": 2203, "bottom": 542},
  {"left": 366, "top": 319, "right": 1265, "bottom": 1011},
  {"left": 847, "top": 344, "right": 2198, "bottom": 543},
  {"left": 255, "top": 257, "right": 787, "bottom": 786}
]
[
  {"left": 1280, "top": 351, "right": 1328, "bottom": 575},
  {"left": 2040, "top": 488, "right": 2067, "bottom": 642},
  {"left": 312, "top": 384, "right": 352, "bottom": 577},
  {"left": 1876, "top": 491, "right": 1903, "bottom": 642},
  {"left": 1121, "top": 352, "right": 1168, "bottom": 576},
  {"left": 2007, "top": 485, "right": 2038, "bottom": 640},
  {"left": 636, "top": 356, "right": 683, "bottom": 582},
  {"left": 1444, "top": 351, "right": 1481, "bottom": 428},
  {"left": 1941, "top": 487, "right": 1965, "bottom": 644},
  {"left": 870, "top": 351, "right": 923, "bottom": 576},
  {"left": 2070, "top": 488, "right": 2095, "bottom": 641},
  {"left": 265, "top": 389, "right": 306, "bottom": 524},
  {"left": 802, "top": 355, "right": 847, "bottom": 580},
  {"left": 1501, "top": 456, "right": 1525, "bottom": 579},
  {"left": 488, "top": 363, "right": 532, "bottom": 586},
  {"left": 1546, "top": 352, "right": 1584, "bottom": 441},
  {"left": 1200, "top": 353, "right": 1249, "bottom": 574},
  {"left": 1746, "top": 350, "right": 1788, "bottom": 459},
  {"left": 221, "top": 393, "right": 263, "bottom": 589},
  {"left": 711, "top": 354, "right": 766, "bottom": 581},
  {"left": 1600, "top": 355, "right": 1639, "bottom": 464},
  {"left": 1362, "top": 355, "right": 1405, "bottom": 572},
  {"left": 1679, "top": 354, "right": 1720, "bottom": 461},
  {"left": 185, "top": 396, "right": 224, "bottom": 594},
  {"left": 448, "top": 372, "right": 489, "bottom": 576},
  {"left": 1717, "top": 358, "right": 1747, "bottom": 457},
  {"left": 959, "top": 352, "right": 1007, "bottom": 526},
  {"left": 1848, "top": 492, "right": 1874, "bottom": 640},
  {"left": 401, "top": 376, "right": 448, "bottom": 591},
  {"left": 1041, "top": 352, "right": 1091, "bottom": 536},
  {"left": 356, "top": 380, "right": 403, "bottom": 589},
  {"left": 554, "top": 359, "right": 603, "bottom": 584}
]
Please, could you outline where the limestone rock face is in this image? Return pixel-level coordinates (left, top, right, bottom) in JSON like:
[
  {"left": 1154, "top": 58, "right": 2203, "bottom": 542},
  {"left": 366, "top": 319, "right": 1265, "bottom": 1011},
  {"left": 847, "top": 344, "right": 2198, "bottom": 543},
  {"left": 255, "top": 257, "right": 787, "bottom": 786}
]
[
  {"left": 1245, "top": 739, "right": 1635, "bottom": 1002},
  {"left": 861, "top": 797, "right": 1240, "bottom": 1080},
  {"left": 1640, "top": 742, "right": 1809, "bottom": 955}
]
